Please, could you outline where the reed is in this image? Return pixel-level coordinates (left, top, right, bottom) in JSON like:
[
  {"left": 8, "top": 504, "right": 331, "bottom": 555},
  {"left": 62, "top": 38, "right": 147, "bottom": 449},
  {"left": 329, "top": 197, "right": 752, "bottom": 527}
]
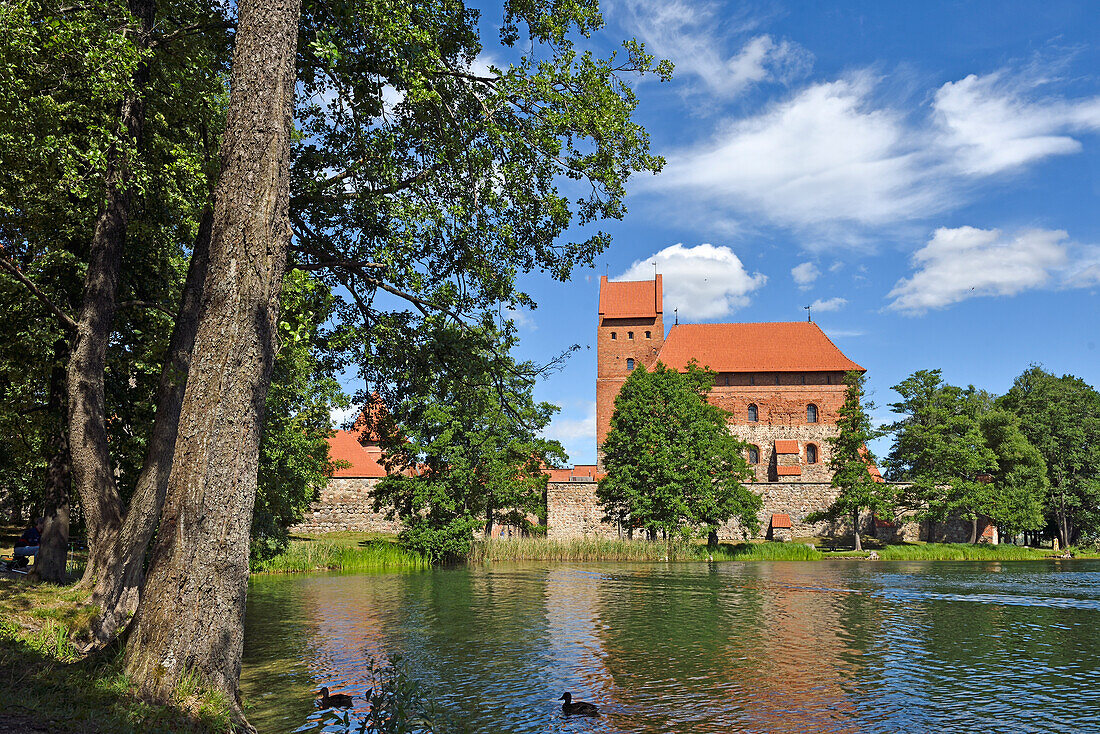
[
  {"left": 466, "top": 537, "right": 823, "bottom": 563},
  {"left": 862, "top": 543, "right": 1055, "bottom": 561},
  {"left": 251, "top": 535, "right": 429, "bottom": 573}
]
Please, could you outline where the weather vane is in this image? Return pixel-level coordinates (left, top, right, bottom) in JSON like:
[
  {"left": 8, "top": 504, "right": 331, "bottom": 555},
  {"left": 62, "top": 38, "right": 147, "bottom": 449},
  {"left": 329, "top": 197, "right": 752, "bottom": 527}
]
[{"left": 804, "top": 305, "right": 812, "bottom": 322}]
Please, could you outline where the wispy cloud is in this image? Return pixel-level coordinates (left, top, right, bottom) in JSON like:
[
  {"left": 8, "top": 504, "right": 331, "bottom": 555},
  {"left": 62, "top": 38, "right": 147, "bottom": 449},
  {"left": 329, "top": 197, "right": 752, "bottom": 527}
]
[
  {"left": 652, "top": 67, "right": 1100, "bottom": 238},
  {"left": 542, "top": 402, "right": 596, "bottom": 464},
  {"left": 811, "top": 296, "right": 847, "bottom": 312},
  {"left": 887, "top": 226, "right": 1099, "bottom": 314},
  {"left": 618, "top": 243, "right": 766, "bottom": 320},
  {"left": 611, "top": 0, "right": 811, "bottom": 99}
]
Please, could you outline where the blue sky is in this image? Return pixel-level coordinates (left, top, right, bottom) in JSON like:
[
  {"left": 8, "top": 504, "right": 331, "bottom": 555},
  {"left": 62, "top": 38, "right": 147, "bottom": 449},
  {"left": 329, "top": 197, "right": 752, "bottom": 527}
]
[{"left": 424, "top": 2, "right": 1100, "bottom": 465}]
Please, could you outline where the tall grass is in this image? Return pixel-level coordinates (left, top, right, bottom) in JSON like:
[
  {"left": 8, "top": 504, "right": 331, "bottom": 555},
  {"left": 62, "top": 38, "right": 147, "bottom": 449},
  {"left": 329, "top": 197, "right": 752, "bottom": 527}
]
[
  {"left": 864, "top": 543, "right": 1055, "bottom": 561},
  {"left": 466, "top": 537, "right": 824, "bottom": 563},
  {"left": 251, "top": 536, "right": 429, "bottom": 573}
]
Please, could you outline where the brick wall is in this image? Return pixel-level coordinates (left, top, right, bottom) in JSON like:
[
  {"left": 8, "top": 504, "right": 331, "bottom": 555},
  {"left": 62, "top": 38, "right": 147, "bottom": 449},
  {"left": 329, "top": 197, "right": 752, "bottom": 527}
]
[{"left": 288, "top": 477, "right": 403, "bottom": 535}]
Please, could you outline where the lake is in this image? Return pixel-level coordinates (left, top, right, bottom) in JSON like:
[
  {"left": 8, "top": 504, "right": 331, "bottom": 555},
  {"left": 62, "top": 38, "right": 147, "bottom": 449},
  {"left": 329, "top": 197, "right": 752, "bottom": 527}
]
[{"left": 241, "top": 560, "right": 1100, "bottom": 733}]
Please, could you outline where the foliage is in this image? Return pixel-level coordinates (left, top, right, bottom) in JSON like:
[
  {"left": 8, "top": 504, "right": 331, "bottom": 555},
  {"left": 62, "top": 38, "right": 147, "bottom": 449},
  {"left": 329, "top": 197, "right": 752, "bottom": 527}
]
[
  {"left": 371, "top": 321, "right": 565, "bottom": 563},
  {"left": 252, "top": 270, "right": 348, "bottom": 563},
  {"left": 977, "top": 409, "right": 1047, "bottom": 535},
  {"left": 466, "top": 537, "right": 821, "bottom": 562},
  {"left": 807, "top": 370, "right": 892, "bottom": 546},
  {"left": 998, "top": 366, "right": 1100, "bottom": 545},
  {"left": 289, "top": 0, "right": 670, "bottom": 427},
  {"left": 598, "top": 362, "right": 760, "bottom": 541},
  {"left": 884, "top": 369, "right": 998, "bottom": 535}
]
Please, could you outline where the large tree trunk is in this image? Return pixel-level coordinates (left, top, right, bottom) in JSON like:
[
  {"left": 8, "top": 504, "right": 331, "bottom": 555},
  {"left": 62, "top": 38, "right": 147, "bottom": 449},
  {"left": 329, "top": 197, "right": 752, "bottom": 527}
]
[
  {"left": 853, "top": 510, "right": 862, "bottom": 552},
  {"left": 969, "top": 516, "right": 978, "bottom": 545},
  {"left": 123, "top": 0, "right": 299, "bottom": 719},
  {"left": 88, "top": 210, "right": 212, "bottom": 643},
  {"left": 69, "top": 0, "right": 155, "bottom": 587},
  {"left": 32, "top": 341, "right": 72, "bottom": 583}
]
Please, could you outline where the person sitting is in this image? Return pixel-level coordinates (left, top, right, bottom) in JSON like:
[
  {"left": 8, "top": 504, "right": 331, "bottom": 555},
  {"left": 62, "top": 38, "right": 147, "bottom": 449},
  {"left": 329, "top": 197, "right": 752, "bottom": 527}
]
[{"left": 6, "top": 517, "right": 44, "bottom": 570}]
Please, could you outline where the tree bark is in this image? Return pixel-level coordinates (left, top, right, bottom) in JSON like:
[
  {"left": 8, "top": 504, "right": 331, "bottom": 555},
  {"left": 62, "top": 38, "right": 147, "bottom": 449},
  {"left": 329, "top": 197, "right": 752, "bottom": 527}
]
[
  {"left": 969, "top": 516, "right": 978, "bottom": 545},
  {"left": 853, "top": 510, "right": 862, "bottom": 551},
  {"left": 68, "top": 0, "right": 156, "bottom": 587},
  {"left": 88, "top": 210, "right": 212, "bottom": 643},
  {"left": 31, "top": 341, "right": 72, "bottom": 583},
  {"left": 707, "top": 528, "right": 718, "bottom": 551},
  {"left": 123, "top": 0, "right": 299, "bottom": 719}
]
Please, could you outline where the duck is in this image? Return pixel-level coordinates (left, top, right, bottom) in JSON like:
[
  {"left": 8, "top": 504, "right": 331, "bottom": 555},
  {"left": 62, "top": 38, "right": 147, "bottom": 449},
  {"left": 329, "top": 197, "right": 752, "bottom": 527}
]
[
  {"left": 317, "top": 686, "right": 354, "bottom": 709},
  {"left": 559, "top": 692, "right": 599, "bottom": 716}
]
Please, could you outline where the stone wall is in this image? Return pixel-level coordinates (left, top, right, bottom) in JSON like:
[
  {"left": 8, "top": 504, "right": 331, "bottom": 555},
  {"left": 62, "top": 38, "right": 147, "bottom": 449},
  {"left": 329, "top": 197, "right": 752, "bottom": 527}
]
[
  {"left": 548, "top": 479, "right": 857, "bottom": 541},
  {"left": 288, "top": 477, "right": 404, "bottom": 535}
]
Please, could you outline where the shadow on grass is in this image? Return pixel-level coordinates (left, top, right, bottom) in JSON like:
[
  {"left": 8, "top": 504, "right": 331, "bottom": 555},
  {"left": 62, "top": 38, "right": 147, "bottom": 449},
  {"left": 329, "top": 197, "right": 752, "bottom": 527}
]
[{"left": 0, "top": 580, "right": 231, "bottom": 734}]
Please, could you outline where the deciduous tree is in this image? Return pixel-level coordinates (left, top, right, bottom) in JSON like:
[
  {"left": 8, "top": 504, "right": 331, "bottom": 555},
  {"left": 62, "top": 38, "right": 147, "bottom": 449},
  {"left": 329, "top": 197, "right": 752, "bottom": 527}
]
[
  {"left": 598, "top": 362, "right": 760, "bottom": 546},
  {"left": 807, "top": 370, "right": 890, "bottom": 551}
]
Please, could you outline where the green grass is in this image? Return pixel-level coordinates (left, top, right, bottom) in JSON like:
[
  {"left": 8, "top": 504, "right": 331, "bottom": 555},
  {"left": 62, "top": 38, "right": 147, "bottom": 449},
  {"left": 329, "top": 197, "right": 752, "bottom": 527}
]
[
  {"left": 465, "top": 536, "right": 825, "bottom": 563},
  {"left": 828, "top": 542, "right": 1066, "bottom": 561},
  {"left": 251, "top": 532, "right": 430, "bottom": 573},
  {"left": 0, "top": 579, "right": 233, "bottom": 733}
]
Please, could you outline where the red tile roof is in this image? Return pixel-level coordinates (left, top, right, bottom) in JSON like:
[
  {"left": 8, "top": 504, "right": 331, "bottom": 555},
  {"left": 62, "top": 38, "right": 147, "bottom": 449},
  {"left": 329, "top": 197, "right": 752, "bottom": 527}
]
[
  {"left": 656, "top": 322, "right": 864, "bottom": 373},
  {"left": 774, "top": 439, "right": 800, "bottom": 454},
  {"left": 327, "top": 428, "right": 387, "bottom": 478},
  {"left": 598, "top": 275, "right": 662, "bottom": 318},
  {"left": 771, "top": 513, "right": 792, "bottom": 528},
  {"left": 776, "top": 465, "right": 802, "bottom": 476}
]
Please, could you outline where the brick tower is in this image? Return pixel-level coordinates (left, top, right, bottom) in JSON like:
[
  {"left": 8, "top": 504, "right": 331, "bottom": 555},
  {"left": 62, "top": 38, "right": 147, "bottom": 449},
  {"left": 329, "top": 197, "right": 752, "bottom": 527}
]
[{"left": 596, "top": 275, "right": 664, "bottom": 463}]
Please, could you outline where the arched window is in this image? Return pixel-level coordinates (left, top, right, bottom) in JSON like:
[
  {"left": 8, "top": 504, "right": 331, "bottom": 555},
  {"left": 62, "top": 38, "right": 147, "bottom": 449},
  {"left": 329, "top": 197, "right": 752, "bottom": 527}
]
[
  {"left": 807, "top": 404, "right": 818, "bottom": 423},
  {"left": 747, "top": 404, "right": 758, "bottom": 422},
  {"left": 610, "top": 332, "right": 617, "bottom": 340},
  {"left": 748, "top": 445, "right": 759, "bottom": 464},
  {"left": 628, "top": 331, "right": 634, "bottom": 340},
  {"left": 645, "top": 331, "right": 651, "bottom": 339},
  {"left": 626, "top": 358, "right": 635, "bottom": 371},
  {"left": 806, "top": 444, "right": 818, "bottom": 464}
]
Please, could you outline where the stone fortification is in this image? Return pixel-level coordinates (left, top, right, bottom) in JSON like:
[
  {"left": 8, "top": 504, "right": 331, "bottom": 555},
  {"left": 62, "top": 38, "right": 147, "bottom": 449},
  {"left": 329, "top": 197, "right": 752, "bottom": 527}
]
[{"left": 288, "top": 477, "right": 402, "bottom": 535}]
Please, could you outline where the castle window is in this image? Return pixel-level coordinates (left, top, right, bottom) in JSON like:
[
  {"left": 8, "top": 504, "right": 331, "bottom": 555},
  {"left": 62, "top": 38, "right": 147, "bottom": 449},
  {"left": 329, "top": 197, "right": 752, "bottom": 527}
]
[
  {"left": 611, "top": 332, "right": 617, "bottom": 340},
  {"left": 645, "top": 331, "right": 651, "bottom": 339},
  {"left": 826, "top": 373, "right": 831, "bottom": 384},
  {"left": 750, "top": 374, "right": 755, "bottom": 386},
  {"left": 747, "top": 404, "right": 758, "bottom": 422},
  {"left": 775, "top": 374, "right": 780, "bottom": 385},
  {"left": 627, "top": 358, "right": 635, "bottom": 371},
  {"left": 748, "top": 445, "right": 759, "bottom": 464},
  {"left": 807, "top": 444, "right": 818, "bottom": 464},
  {"left": 628, "top": 331, "right": 634, "bottom": 340},
  {"left": 723, "top": 375, "right": 730, "bottom": 386},
  {"left": 801, "top": 374, "right": 806, "bottom": 385},
  {"left": 807, "top": 404, "right": 818, "bottom": 423}
]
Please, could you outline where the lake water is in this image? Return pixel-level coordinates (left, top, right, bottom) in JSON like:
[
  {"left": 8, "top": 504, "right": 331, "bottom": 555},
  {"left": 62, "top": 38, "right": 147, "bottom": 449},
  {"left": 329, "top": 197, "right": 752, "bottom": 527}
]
[{"left": 241, "top": 560, "right": 1100, "bottom": 733}]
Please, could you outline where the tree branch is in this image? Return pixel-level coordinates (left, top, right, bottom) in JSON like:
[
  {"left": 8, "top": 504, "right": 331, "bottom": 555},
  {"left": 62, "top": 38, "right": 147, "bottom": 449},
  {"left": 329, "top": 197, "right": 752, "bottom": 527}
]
[
  {"left": 0, "top": 253, "right": 78, "bottom": 332},
  {"left": 117, "top": 299, "right": 174, "bottom": 317}
]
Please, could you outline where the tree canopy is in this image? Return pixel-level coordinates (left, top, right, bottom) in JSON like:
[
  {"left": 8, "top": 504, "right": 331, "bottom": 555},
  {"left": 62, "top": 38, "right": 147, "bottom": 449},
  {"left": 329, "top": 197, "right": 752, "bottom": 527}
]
[
  {"left": 598, "top": 362, "right": 760, "bottom": 545},
  {"left": 807, "top": 370, "right": 890, "bottom": 551}
]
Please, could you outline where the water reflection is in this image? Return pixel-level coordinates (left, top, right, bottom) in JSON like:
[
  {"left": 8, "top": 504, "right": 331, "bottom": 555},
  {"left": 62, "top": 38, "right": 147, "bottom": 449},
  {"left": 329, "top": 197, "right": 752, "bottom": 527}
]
[{"left": 243, "top": 561, "right": 1100, "bottom": 733}]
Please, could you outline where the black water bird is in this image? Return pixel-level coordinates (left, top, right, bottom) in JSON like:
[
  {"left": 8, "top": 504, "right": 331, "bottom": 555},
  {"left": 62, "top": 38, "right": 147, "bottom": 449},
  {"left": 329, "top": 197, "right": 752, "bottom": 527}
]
[
  {"left": 559, "top": 692, "right": 599, "bottom": 716},
  {"left": 318, "top": 686, "right": 354, "bottom": 708}
]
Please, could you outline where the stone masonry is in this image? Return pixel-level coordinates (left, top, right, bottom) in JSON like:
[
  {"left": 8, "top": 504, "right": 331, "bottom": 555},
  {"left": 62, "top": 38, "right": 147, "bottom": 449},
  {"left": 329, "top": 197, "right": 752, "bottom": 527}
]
[{"left": 288, "top": 477, "right": 403, "bottom": 535}]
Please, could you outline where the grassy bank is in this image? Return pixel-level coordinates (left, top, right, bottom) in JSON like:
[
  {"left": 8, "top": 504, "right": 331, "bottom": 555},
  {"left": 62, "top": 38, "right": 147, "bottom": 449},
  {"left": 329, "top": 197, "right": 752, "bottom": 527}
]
[
  {"left": 467, "top": 537, "right": 825, "bottom": 562},
  {"left": 0, "top": 579, "right": 233, "bottom": 733},
  {"left": 255, "top": 532, "right": 1086, "bottom": 570},
  {"left": 827, "top": 542, "right": 1069, "bottom": 561},
  {"left": 251, "top": 532, "right": 430, "bottom": 573}
]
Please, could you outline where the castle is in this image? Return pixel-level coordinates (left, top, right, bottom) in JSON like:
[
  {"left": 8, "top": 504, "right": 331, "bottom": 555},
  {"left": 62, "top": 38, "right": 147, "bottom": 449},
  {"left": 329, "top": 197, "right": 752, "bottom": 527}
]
[{"left": 293, "top": 273, "right": 988, "bottom": 543}]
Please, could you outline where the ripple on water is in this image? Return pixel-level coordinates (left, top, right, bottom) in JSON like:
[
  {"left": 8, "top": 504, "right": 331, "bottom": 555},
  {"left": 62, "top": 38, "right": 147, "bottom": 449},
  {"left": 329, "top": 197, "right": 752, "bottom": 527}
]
[{"left": 243, "top": 560, "right": 1100, "bottom": 733}]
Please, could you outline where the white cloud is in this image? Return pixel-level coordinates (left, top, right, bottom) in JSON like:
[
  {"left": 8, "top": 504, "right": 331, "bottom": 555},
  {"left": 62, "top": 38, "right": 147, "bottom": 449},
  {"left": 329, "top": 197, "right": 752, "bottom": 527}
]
[
  {"left": 329, "top": 404, "right": 360, "bottom": 428},
  {"left": 811, "top": 297, "right": 847, "bottom": 312},
  {"left": 1065, "top": 246, "right": 1100, "bottom": 288},
  {"left": 542, "top": 402, "right": 596, "bottom": 464},
  {"left": 888, "top": 226, "right": 1070, "bottom": 313},
  {"left": 612, "top": 0, "right": 811, "bottom": 99},
  {"left": 504, "top": 306, "right": 537, "bottom": 331},
  {"left": 617, "top": 243, "right": 766, "bottom": 320},
  {"left": 933, "top": 72, "right": 1100, "bottom": 176},
  {"left": 791, "top": 261, "right": 820, "bottom": 289},
  {"left": 653, "top": 68, "right": 1100, "bottom": 237},
  {"left": 656, "top": 75, "right": 947, "bottom": 229}
]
